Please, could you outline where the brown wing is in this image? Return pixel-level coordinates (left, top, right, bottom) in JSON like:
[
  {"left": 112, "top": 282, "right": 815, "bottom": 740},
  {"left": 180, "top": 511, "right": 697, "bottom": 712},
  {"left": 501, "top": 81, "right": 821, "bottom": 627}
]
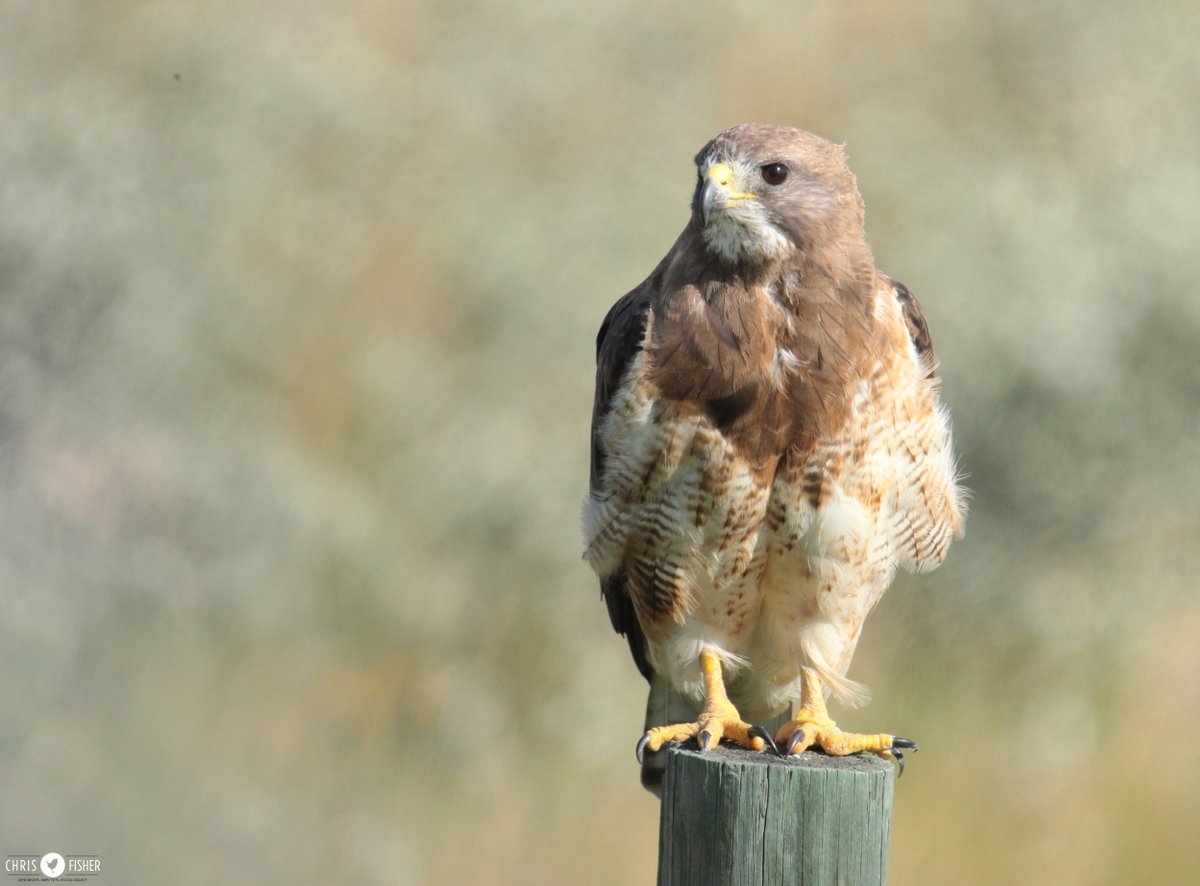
[
  {"left": 883, "top": 276, "right": 964, "bottom": 571},
  {"left": 590, "top": 287, "right": 653, "bottom": 490},
  {"left": 589, "top": 273, "right": 658, "bottom": 681},
  {"left": 890, "top": 278, "right": 936, "bottom": 377}
]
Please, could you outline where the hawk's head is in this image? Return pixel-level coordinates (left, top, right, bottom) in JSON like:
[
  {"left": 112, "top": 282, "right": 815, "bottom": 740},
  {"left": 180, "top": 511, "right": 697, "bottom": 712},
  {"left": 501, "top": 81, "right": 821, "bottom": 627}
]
[{"left": 691, "top": 124, "right": 866, "bottom": 267}]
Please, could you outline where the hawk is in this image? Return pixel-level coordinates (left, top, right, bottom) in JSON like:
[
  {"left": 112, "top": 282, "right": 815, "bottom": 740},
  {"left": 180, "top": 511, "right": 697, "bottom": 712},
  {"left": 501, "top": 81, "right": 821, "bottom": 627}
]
[{"left": 583, "top": 124, "right": 965, "bottom": 790}]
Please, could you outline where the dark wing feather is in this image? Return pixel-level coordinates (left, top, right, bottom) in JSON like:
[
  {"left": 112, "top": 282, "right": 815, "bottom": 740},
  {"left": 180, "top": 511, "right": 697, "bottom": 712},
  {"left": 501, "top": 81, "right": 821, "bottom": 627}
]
[
  {"left": 590, "top": 275, "right": 657, "bottom": 681},
  {"left": 590, "top": 285, "right": 653, "bottom": 489},
  {"left": 600, "top": 574, "right": 650, "bottom": 680},
  {"left": 891, "top": 279, "right": 936, "bottom": 378}
]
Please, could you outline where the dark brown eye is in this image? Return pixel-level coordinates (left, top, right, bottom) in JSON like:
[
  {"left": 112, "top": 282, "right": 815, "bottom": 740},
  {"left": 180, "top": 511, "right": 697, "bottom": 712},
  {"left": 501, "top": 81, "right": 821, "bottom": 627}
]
[{"left": 761, "top": 163, "right": 789, "bottom": 185}]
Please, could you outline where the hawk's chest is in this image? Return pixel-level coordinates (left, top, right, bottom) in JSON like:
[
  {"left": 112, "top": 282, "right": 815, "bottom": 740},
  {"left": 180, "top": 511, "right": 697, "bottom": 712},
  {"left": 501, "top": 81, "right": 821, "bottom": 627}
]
[
  {"left": 592, "top": 347, "right": 776, "bottom": 577},
  {"left": 643, "top": 373, "right": 898, "bottom": 594}
]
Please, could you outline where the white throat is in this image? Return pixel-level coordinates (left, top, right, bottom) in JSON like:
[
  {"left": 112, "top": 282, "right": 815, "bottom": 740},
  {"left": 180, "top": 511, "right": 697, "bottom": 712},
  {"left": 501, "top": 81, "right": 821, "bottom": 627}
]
[{"left": 702, "top": 207, "right": 790, "bottom": 264}]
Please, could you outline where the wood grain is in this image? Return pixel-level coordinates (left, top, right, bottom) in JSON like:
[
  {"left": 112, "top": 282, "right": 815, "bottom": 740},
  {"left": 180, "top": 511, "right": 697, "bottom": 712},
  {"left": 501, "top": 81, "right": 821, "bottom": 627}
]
[{"left": 658, "top": 745, "right": 895, "bottom": 885}]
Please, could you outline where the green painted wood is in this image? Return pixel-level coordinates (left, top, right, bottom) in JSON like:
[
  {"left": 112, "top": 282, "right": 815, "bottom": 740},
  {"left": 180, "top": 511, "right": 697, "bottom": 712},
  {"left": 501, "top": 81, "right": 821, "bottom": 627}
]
[{"left": 657, "top": 745, "right": 895, "bottom": 886}]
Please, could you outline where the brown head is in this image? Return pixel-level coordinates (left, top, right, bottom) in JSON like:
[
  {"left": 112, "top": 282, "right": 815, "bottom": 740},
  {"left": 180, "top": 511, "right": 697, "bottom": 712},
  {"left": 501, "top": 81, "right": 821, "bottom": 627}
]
[
  {"left": 689, "top": 124, "right": 867, "bottom": 271},
  {"left": 648, "top": 125, "right": 879, "bottom": 467}
]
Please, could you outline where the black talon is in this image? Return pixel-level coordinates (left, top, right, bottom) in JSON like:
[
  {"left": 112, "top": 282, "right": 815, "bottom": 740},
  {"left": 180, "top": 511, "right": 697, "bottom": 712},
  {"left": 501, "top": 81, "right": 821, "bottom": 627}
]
[
  {"left": 893, "top": 749, "right": 906, "bottom": 777},
  {"left": 697, "top": 729, "right": 713, "bottom": 751},
  {"left": 787, "top": 729, "right": 807, "bottom": 755},
  {"left": 748, "top": 724, "right": 779, "bottom": 755},
  {"left": 892, "top": 737, "right": 919, "bottom": 751},
  {"left": 636, "top": 734, "right": 651, "bottom": 765}
]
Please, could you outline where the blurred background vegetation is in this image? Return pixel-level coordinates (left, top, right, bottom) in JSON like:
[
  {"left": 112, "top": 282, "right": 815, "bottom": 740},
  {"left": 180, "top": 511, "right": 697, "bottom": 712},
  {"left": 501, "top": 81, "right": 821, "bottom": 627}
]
[{"left": 2, "top": 1, "right": 1199, "bottom": 883}]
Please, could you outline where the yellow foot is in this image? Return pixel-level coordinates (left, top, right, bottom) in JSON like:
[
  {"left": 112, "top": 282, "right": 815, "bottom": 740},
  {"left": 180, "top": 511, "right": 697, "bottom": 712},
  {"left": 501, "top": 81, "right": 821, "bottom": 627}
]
[
  {"left": 775, "top": 715, "right": 917, "bottom": 772},
  {"left": 637, "top": 649, "right": 780, "bottom": 763},
  {"left": 637, "top": 714, "right": 775, "bottom": 763},
  {"left": 776, "top": 667, "right": 917, "bottom": 773}
]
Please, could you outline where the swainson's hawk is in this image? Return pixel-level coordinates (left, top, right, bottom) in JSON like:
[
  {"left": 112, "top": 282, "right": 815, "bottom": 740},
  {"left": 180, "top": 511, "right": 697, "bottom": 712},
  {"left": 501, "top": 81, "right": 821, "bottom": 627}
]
[{"left": 583, "top": 124, "right": 965, "bottom": 791}]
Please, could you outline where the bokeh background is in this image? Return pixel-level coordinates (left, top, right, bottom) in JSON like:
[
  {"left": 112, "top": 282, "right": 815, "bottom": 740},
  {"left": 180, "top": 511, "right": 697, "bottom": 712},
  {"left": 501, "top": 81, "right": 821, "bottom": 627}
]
[{"left": 3, "top": 1, "right": 1199, "bottom": 883}]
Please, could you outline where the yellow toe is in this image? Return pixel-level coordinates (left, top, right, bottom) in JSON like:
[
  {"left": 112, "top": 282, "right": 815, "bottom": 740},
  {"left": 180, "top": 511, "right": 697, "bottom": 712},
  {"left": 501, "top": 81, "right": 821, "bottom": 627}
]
[
  {"left": 642, "top": 713, "right": 768, "bottom": 755},
  {"left": 777, "top": 715, "right": 901, "bottom": 757}
]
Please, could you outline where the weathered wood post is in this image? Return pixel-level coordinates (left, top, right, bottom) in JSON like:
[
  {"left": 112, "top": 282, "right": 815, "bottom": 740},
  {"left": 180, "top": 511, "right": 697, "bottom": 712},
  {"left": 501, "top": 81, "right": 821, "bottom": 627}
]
[{"left": 657, "top": 745, "right": 895, "bottom": 885}]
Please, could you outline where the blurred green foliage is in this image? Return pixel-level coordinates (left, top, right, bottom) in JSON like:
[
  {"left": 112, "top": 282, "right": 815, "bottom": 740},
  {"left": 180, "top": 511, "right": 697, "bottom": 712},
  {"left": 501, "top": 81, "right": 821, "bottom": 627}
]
[{"left": 2, "top": 1, "right": 1199, "bottom": 883}]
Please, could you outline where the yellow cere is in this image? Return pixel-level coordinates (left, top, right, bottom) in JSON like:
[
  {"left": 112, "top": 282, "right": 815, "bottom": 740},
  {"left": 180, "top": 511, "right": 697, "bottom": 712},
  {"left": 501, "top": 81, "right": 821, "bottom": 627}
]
[
  {"left": 706, "top": 162, "right": 735, "bottom": 187},
  {"left": 706, "top": 162, "right": 759, "bottom": 202}
]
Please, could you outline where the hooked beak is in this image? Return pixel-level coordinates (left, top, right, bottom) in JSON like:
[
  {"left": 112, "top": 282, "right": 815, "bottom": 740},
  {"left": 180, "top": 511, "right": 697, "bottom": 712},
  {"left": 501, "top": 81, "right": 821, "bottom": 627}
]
[
  {"left": 699, "top": 162, "right": 757, "bottom": 225},
  {"left": 700, "top": 178, "right": 720, "bottom": 225}
]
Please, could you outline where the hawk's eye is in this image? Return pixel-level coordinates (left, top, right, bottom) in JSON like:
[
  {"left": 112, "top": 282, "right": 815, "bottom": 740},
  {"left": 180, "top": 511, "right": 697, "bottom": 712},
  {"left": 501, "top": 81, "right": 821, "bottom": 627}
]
[{"left": 761, "top": 163, "right": 789, "bottom": 185}]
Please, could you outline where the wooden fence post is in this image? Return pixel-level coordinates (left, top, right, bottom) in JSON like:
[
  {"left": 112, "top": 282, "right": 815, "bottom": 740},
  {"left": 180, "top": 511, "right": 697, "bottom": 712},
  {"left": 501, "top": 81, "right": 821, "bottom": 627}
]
[{"left": 657, "top": 745, "right": 895, "bottom": 885}]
